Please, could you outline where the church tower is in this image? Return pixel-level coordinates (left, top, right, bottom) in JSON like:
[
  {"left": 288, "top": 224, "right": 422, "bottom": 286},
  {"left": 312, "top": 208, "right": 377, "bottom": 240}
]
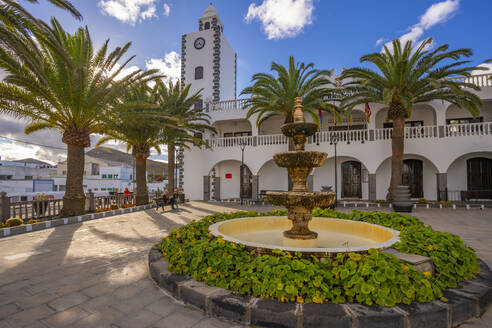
[{"left": 180, "top": 4, "right": 237, "bottom": 103}]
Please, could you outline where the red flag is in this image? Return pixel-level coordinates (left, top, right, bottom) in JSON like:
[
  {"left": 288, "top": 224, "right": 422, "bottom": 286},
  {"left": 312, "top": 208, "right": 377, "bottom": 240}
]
[
  {"left": 365, "top": 103, "right": 372, "bottom": 123},
  {"left": 318, "top": 109, "right": 322, "bottom": 125}
]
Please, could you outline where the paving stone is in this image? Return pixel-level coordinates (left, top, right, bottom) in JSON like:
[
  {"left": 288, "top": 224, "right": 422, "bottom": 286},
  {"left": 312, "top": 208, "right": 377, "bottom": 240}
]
[
  {"left": 302, "top": 303, "right": 351, "bottom": 328},
  {"left": 16, "top": 292, "right": 58, "bottom": 309},
  {"left": 397, "top": 301, "right": 448, "bottom": 328},
  {"left": 250, "top": 298, "right": 297, "bottom": 328},
  {"left": 0, "top": 302, "right": 22, "bottom": 317},
  {"left": 5, "top": 304, "right": 55, "bottom": 327},
  {"left": 209, "top": 293, "right": 251, "bottom": 324},
  {"left": 41, "top": 306, "right": 91, "bottom": 328},
  {"left": 346, "top": 303, "right": 404, "bottom": 328},
  {"left": 47, "top": 291, "right": 90, "bottom": 311},
  {"left": 81, "top": 281, "right": 115, "bottom": 298},
  {"left": 114, "top": 309, "right": 162, "bottom": 328},
  {"left": 150, "top": 311, "right": 203, "bottom": 328},
  {"left": 71, "top": 307, "right": 124, "bottom": 328},
  {"left": 145, "top": 297, "right": 182, "bottom": 317}
]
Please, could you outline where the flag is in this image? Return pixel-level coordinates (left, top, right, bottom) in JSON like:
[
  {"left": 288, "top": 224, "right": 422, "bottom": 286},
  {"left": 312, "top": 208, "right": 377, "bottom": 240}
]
[
  {"left": 318, "top": 109, "right": 323, "bottom": 125},
  {"left": 333, "top": 115, "right": 336, "bottom": 126},
  {"left": 349, "top": 114, "right": 353, "bottom": 126},
  {"left": 365, "top": 103, "right": 372, "bottom": 123}
]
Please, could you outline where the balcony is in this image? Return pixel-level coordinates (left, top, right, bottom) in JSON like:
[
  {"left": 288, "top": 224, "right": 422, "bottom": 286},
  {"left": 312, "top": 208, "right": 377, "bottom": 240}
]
[{"left": 207, "top": 122, "right": 492, "bottom": 148}]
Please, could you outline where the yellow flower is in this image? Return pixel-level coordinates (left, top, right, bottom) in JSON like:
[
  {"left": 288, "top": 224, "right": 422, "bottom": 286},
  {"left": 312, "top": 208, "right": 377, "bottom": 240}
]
[
  {"left": 296, "top": 296, "right": 304, "bottom": 303},
  {"left": 423, "top": 271, "right": 431, "bottom": 277},
  {"left": 178, "top": 248, "right": 182, "bottom": 255},
  {"left": 281, "top": 297, "right": 288, "bottom": 303},
  {"left": 401, "top": 264, "right": 409, "bottom": 271},
  {"left": 208, "top": 232, "right": 213, "bottom": 238},
  {"left": 206, "top": 267, "right": 212, "bottom": 273},
  {"left": 428, "top": 245, "right": 433, "bottom": 251},
  {"left": 312, "top": 295, "right": 324, "bottom": 304},
  {"left": 176, "top": 232, "right": 182, "bottom": 238}
]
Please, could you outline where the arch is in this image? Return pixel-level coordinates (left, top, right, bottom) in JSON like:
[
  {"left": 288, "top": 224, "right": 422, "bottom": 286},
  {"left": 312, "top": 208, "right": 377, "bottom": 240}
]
[
  {"left": 204, "top": 22, "right": 210, "bottom": 30},
  {"left": 257, "top": 159, "right": 288, "bottom": 193},
  {"left": 212, "top": 119, "right": 252, "bottom": 137},
  {"left": 195, "top": 66, "right": 204, "bottom": 80},
  {"left": 375, "top": 104, "right": 437, "bottom": 128},
  {"left": 208, "top": 159, "right": 253, "bottom": 200},
  {"left": 446, "top": 100, "right": 492, "bottom": 123},
  {"left": 375, "top": 154, "right": 439, "bottom": 200}
]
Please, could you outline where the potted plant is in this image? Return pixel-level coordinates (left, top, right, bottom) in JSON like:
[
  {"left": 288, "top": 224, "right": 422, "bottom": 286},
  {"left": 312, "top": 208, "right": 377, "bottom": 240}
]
[{"left": 33, "top": 194, "right": 50, "bottom": 217}]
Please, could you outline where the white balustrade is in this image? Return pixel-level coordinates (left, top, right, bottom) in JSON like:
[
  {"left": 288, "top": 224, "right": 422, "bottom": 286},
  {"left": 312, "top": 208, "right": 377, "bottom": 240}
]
[
  {"left": 257, "top": 134, "right": 287, "bottom": 146},
  {"left": 207, "top": 98, "right": 250, "bottom": 112},
  {"left": 404, "top": 125, "right": 437, "bottom": 139},
  {"left": 315, "top": 129, "right": 368, "bottom": 144},
  {"left": 375, "top": 128, "right": 393, "bottom": 140},
  {"left": 210, "top": 136, "right": 253, "bottom": 148},
  {"left": 446, "top": 122, "right": 492, "bottom": 137},
  {"left": 446, "top": 74, "right": 492, "bottom": 87}
]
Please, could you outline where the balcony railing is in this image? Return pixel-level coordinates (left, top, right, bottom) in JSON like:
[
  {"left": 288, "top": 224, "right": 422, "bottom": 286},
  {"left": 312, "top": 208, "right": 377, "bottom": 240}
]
[
  {"left": 206, "top": 98, "right": 250, "bottom": 112},
  {"left": 208, "top": 122, "right": 491, "bottom": 148},
  {"left": 446, "top": 73, "right": 492, "bottom": 88},
  {"left": 445, "top": 121, "right": 492, "bottom": 137}
]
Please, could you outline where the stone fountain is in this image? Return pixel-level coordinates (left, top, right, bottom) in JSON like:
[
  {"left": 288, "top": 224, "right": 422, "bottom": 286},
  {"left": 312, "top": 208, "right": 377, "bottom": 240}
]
[
  {"left": 265, "top": 97, "right": 334, "bottom": 247},
  {"left": 209, "top": 97, "right": 399, "bottom": 256}
]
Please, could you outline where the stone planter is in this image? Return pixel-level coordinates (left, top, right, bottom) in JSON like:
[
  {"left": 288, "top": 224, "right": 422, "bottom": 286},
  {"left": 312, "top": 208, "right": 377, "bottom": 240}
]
[{"left": 392, "top": 185, "right": 413, "bottom": 212}]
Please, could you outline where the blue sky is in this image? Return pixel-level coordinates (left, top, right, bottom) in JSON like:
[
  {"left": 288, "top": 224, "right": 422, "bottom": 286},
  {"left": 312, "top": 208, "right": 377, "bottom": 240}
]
[{"left": 1, "top": 0, "right": 492, "bottom": 163}]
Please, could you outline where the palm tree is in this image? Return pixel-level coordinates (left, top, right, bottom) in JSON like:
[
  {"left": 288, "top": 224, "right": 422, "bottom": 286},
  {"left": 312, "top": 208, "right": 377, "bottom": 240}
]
[
  {"left": 0, "top": 18, "right": 158, "bottom": 215},
  {"left": 341, "top": 38, "right": 482, "bottom": 200},
  {"left": 240, "top": 56, "right": 339, "bottom": 151},
  {"left": 152, "top": 80, "right": 215, "bottom": 194},
  {"left": 96, "top": 81, "right": 176, "bottom": 205}
]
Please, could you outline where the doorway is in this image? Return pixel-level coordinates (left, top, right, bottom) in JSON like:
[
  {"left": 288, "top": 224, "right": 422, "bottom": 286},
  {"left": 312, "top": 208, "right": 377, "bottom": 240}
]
[
  {"left": 402, "top": 159, "right": 423, "bottom": 198},
  {"left": 342, "top": 161, "right": 362, "bottom": 198}
]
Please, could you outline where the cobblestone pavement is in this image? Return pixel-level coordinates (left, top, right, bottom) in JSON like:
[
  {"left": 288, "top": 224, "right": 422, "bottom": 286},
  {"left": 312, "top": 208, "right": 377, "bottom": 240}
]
[{"left": 0, "top": 202, "right": 490, "bottom": 327}]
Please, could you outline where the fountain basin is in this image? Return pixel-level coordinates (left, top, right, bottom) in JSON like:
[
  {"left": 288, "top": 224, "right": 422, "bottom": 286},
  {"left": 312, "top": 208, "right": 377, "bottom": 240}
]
[
  {"left": 273, "top": 151, "right": 327, "bottom": 168},
  {"left": 281, "top": 122, "right": 318, "bottom": 137},
  {"left": 266, "top": 191, "right": 335, "bottom": 208},
  {"left": 209, "top": 216, "right": 399, "bottom": 257}
]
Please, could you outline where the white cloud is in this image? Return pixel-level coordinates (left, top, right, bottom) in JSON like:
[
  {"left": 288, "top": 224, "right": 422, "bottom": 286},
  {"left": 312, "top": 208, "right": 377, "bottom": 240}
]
[
  {"left": 382, "top": 0, "right": 459, "bottom": 50},
  {"left": 163, "top": 3, "right": 170, "bottom": 16},
  {"left": 109, "top": 63, "right": 141, "bottom": 80},
  {"left": 98, "top": 0, "right": 158, "bottom": 25},
  {"left": 472, "top": 63, "right": 492, "bottom": 75},
  {"left": 245, "top": 0, "right": 314, "bottom": 40},
  {"left": 145, "top": 51, "right": 181, "bottom": 84},
  {"left": 375, "top": 38, "right": 385, "bottom": 46}
]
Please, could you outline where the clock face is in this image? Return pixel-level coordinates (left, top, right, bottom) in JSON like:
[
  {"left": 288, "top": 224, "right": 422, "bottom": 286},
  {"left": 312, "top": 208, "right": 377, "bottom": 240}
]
[{"left": 194, "top": 37, "right": 205, "bottom": 49}]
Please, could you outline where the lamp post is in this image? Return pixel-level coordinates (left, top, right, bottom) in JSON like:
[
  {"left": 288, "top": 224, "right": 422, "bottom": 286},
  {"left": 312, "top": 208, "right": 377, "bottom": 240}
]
[
  {"left": 239, "top": 139, "right": 247, "bottom": 205},
  {"left": 330, "top": 135, "right": 338, "bottom": 208}
]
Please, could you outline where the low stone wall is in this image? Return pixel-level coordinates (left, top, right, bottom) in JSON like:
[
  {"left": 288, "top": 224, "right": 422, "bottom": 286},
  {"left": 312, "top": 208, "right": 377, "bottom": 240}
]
[
  {"left": 148, "top": 246, "right": 492, "bottom": 328},
  {"left": 1, "top": 204, "right": 156, "bottom": 238}
]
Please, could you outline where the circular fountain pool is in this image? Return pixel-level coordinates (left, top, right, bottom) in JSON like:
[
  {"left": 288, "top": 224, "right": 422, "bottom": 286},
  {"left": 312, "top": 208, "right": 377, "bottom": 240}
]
[{"left": 209, "top": 216, "right": 399, "bottom": 257}]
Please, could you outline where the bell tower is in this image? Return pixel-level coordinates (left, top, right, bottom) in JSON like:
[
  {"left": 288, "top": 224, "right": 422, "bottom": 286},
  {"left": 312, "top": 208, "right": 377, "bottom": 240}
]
[{"left": 180, "top": 3, "right": 237, "bottom": 103}]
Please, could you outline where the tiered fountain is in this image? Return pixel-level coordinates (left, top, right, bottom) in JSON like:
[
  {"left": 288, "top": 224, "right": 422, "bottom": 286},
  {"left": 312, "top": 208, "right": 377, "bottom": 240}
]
[{"left": 210, "top": 98, "right": 399, "bottom": 256}]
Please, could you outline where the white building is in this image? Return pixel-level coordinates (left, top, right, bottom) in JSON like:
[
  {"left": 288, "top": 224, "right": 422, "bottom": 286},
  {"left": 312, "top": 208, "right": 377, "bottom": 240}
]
[
  {"left": 181, "top": 5, "right": 492, "bottom": 203},
  {"left": 0, "top": 158, "right": 56, "bottom": 195}
]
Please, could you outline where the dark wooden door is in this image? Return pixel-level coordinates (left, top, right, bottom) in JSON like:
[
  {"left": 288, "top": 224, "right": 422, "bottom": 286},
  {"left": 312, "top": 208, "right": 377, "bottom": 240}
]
[
  {"left": 240, "top": 165, "right": 252, "bottom": 199},
  {"left": 467, "top": 158, "right": 492, "bottom": 199},
  {"left": 402, "top": 159, "right": 423, "bottom": 198},
  {"left": 342, "top": 161, "right": 361, "bottom": 198}
]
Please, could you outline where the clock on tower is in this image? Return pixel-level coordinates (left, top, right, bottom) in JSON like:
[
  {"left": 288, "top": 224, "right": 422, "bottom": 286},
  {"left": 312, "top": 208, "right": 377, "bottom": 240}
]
[{"left": 180, "top": 4, "right": 237, "bottom": 102}]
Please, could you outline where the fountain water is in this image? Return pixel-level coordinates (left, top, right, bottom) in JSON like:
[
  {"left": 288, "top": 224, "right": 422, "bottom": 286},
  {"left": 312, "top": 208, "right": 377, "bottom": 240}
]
[{"left": 209, "top": 97, "right": 399, "bottom": 256}]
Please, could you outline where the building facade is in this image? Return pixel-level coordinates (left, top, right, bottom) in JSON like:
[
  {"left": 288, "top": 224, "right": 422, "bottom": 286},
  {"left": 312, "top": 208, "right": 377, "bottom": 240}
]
[{"left": 182, "top": 5, "right": 492, "bottom": 203}]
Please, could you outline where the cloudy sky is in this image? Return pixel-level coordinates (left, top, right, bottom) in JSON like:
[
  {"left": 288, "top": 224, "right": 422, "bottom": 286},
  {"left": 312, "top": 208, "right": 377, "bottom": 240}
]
[{"left": 1, "top": 0, "right": 491, "bottom": 164}]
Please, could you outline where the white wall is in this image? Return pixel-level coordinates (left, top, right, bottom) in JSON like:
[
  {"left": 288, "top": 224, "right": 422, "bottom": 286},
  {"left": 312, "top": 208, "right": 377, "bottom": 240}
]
[
  {"left": 447, "top": 101, "right": 492, "bottom": 122},
  {"left": 258, "top": 160, "right": 288, "bottom": 192},
  {"left": 447, "top": 153, "right": 492, "bottom": 191},
  {"left": 375, "top": 105, "right": 436, "bottom": 128},
  {"left": 214, "top": 160, "right": 241, "bottom": 199},
  {"left": 259, "top": 115, "right": 284, "bottom": 135},
  {"left": 220, "top": 36, "right": 236, "bottom": 100},
  {"left": 213, "top": 119, "right": 251, "bottom": 137}
]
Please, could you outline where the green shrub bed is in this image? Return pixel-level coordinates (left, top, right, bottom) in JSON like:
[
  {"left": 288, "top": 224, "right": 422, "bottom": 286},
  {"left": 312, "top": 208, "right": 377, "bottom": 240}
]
[{"left": 160, "top": 209, "right": 480, "bottom": 307}]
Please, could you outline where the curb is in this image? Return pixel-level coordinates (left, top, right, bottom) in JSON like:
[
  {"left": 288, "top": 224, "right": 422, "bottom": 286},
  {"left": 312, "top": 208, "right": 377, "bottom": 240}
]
[
  {"left": 148, "top": 246, "right": 492, "bottom": 328},
  {"left": 1, "top": 204, "right": 156, "bottom": 238}
]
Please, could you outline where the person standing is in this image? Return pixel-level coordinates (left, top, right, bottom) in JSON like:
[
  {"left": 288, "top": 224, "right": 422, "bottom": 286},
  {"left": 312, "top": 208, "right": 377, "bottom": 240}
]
[
  {"left": 171, "top": 187, "right": 180, "bottom": 210},
  {"left": 123, "top": 187, "right": 131, "bottom": 204},
  {"left": 162, "top": 190, "right": 169, "bottom": 212}
]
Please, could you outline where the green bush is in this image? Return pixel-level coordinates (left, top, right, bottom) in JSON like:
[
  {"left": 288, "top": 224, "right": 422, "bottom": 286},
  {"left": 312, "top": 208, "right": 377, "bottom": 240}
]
[
  {"left": 6, "top": 217, "right": 24, "bottom": 227},
  {"left": 110, "top": 204, "right": 119, "bottom": 210},
  {"left": 159, "top": 209, "right": 476, "bottom": 306}
]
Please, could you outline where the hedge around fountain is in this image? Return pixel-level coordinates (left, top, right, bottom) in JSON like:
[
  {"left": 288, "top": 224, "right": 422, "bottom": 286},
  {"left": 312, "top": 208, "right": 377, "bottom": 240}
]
[{"left": 159, "top": 209, "right": 480, "bottom": 307}]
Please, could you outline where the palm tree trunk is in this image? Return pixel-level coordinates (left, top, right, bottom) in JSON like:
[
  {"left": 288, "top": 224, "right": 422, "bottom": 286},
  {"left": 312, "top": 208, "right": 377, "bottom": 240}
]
[
  {"left": 389, "top": 116, "right": 405, "bottom": 201},
  {"left": 167, "top": 141, "right": 175, "bottom": 193},
  {"left": 61, "top": 143, "right": 86, "bottom": 216},
  {"left": 134, "top": 153, "right": 149, "bottom": 205}
]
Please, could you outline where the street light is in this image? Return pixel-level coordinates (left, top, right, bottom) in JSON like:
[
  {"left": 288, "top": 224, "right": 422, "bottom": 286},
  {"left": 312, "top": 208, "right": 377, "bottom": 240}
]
[
  {"left": 330, "top": 135, "right": 339, "bottom": 208},
  {"left": 239, "top": 139, "right": 247, "bottom": 205}
]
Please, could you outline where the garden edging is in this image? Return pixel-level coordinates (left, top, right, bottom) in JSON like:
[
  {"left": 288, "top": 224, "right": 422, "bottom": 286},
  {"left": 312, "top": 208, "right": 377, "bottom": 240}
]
[
  {"left": 148, "top": 245, "right": 492, "bottom": 328},
  {"left": 0, "top": 204, "right": 156, "bottom": 238}
]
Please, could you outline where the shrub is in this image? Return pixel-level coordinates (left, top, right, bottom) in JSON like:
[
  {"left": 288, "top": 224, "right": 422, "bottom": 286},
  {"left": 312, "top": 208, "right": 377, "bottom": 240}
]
[
  {"left": 6, "top": 218, "right": 24, "bottom": 227},
  {"left": 122, "top": 204, "right": 136, "bottom": 208},
  {"left": 110, "top": 204, "right": 119, "bottom": 210},
  {"left": 159, "top": 209, "right": 472, "bottom": 306},
  {"left": 417, "top": 198, "right": 428, "bottom": 204},
  {"left": 95, "top": 208, "right": 112, "bottom": 213},
  {"left": 0, "top": 222, "right": 7, "bottom": 228},
  {"left": 27, "top": 219, "right": 39, "bottom": 224},
  {"left": 436, "top": 201, "right": 451, "bottom": 205}
]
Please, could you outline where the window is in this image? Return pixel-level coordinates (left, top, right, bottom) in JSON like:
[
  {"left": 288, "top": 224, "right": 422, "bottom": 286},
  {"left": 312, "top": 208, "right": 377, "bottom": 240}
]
[
  {"left": 94, "top": 188, "right": 99, "bottom": 191},
  {"left": 62, "top": 171, "right": 66, "bottom": 175},
  {"left": 101, "top": 188, "right": 106, "bottom": 191},
  {"left": 447, "top": 117, "right": 483, "bottom": 124},
  {"left": 108, "top": 174, "right": 113, "bottom": 179},
  {"left": 194, "top": 99, "right": 203, "bottom": 110},
  {"left": 114, "top": 174, "right": 119, "bottom": 179},
  {"left": 0, "top": 175, "right": 12, "bottom": 180},
  {"left": 204, "top": 22, "right": 210, "bottom": 30},
  {"left": 195, "top": 66, "right": 203, "bottom": 80},
  {"left": 224, "top": 131, "right": 252, "bottom": 137},
  {"left": 24, "top": 176, "right": 33, "bottom": 180},
  {"left": 53, "top": 185, "right": 58, "bottom": 191},
  {"left": 102, "top": 174, "right": 107, "bottom": 179},
  {"left": 59, "top": 185, "right": 66, "bottom": 191},
  {"left": 383, "top": 120, "right": 423, "bottom": 128}
]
